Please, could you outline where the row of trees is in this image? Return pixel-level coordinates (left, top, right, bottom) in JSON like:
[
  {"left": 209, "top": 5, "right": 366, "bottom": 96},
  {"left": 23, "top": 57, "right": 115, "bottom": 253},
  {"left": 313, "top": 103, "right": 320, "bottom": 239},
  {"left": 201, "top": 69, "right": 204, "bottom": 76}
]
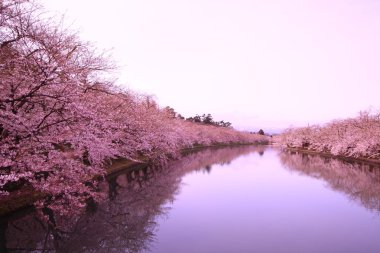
[
  {"left": 0, "top": 0, "right": 268, "bottom": 216},
  {"left": 276, "top": 111, "right": 380, "bottom": 159}
]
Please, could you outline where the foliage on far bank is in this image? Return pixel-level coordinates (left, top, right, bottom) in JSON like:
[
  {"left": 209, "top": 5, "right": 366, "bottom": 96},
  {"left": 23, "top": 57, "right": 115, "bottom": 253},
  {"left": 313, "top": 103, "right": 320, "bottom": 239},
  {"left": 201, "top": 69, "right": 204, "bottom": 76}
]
[
  {"left": 0, "top": 0, "right": 268, "bottom": 216},
  {"left": 185, "top": 113, "right": 232, "bottom": 128},
  {"left": 164, "top": 107, "right": 233, "bottom": 128},
  {"left": 276, "top": 111, "right": 380, "bottom": 160}
]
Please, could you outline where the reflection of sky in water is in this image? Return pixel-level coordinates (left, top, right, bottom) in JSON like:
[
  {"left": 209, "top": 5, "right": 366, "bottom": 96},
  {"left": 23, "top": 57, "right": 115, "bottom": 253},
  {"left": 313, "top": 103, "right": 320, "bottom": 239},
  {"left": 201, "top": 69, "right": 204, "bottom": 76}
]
[
  {"left": 3, "top": 146, "right": 380, "bottom": 253},
  {"left": 146, "top": 149, "right": 380, "bottom": 253}
]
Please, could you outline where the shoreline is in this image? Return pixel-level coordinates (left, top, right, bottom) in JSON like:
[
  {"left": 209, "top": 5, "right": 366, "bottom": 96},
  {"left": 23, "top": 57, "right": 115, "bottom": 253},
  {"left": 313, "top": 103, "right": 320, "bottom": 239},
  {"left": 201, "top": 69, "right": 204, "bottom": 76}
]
[{"left": 283, "top": 147, "right": 380, "bottom": 167}]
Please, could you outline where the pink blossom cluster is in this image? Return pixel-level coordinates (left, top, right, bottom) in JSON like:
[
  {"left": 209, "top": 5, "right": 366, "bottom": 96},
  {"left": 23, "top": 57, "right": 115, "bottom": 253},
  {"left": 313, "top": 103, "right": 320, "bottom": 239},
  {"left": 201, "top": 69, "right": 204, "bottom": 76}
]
[
  {"left": 277, "top": 111, "right": 380, "bottom": 159},
  {"left": 0, "top": 0, "right": 268, "bottom": 214}
]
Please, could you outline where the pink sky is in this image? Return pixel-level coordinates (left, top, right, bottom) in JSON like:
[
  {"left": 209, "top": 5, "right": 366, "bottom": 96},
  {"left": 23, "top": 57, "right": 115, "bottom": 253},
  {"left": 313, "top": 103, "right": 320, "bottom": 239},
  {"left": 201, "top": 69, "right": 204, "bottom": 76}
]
[{"left": 40, "top": 0, "right": 380, "bottom": 132}]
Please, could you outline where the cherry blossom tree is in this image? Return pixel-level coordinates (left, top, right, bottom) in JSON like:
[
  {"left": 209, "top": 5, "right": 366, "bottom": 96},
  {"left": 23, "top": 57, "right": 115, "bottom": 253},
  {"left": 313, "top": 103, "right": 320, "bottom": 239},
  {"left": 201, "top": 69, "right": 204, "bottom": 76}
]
[
  {"left": 0, "top": 0, "right": 119, "bottom": 216},
  {"left": 0, "top": 0, "right": 269, "bottom": 218},
  {"left": 277, "top": 110, "right": 380, "bottom": 160}
]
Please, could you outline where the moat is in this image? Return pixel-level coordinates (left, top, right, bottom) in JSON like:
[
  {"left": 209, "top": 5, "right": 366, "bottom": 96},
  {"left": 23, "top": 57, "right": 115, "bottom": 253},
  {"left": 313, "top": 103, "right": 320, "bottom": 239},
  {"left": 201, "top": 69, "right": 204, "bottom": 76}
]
[{"left": 2, "top": 146, "right": 380, "bottom": 253}]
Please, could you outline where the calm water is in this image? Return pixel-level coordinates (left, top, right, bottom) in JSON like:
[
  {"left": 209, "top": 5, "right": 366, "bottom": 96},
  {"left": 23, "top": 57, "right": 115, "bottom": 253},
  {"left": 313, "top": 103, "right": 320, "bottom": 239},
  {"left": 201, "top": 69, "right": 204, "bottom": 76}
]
[{"left": 2, "top": 146, "right": 380, "bottom": 252}]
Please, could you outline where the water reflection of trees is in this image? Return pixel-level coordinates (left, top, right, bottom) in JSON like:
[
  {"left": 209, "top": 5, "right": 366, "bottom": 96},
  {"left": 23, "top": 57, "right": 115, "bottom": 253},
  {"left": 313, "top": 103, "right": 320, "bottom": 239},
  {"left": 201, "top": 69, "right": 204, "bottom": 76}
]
[
  {"left": 279, "top": 150, "right": 380, "bottom": 213},
  {"left": 1, "top": 145, "right": 264, "bottom": 252}
]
